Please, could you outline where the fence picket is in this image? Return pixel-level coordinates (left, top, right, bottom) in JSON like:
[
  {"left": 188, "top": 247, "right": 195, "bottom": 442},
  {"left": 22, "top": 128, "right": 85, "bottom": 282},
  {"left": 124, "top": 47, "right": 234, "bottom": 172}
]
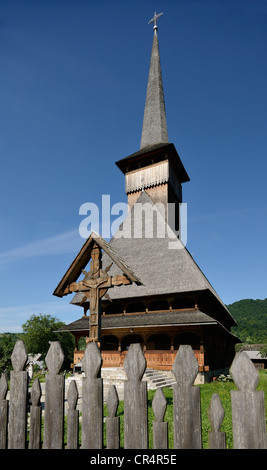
[
  {"left": 152, "top": 388, "right": 168, "bottom": 449},
  {"left": 8, "top": 340, "right": 28, "bottom": 449},
  {"left": 0, "top": 373, "right": 8, "bottom": 449},
  {"left": 124, "top": 343, "right": 148, "bottom": 449},
  {"left": 208, "top": 393, "right": 226, "bottom": 449},
  {"left": 172, "top": 345, "right": 202, "bottom": 449},
  {"left": 67, "top": 380, "right": 79, "bottom": 449},
  {"left": 2, "top": 340, "right": 267, "bottom": 449},
  {"left": 82, "top": 342, "right": 103, "bottom": 449},
  {"left": 43, "top": 341, "right": 65, "bottom": 449},
  {"left": 106, "top": 385, "right": 120, "bottom": 449},
  {"left": 29, "top": 378, "right": 42, "bottom": 449},
  {"left": 230, "top": 351, "right": 267, "bottom": 449}
]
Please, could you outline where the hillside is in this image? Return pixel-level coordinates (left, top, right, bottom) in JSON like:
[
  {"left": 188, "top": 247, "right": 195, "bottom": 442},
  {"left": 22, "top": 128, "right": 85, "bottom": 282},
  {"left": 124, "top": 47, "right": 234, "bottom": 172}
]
[{"left": 227, "top": 298, "right": 267, "bottom": 343}]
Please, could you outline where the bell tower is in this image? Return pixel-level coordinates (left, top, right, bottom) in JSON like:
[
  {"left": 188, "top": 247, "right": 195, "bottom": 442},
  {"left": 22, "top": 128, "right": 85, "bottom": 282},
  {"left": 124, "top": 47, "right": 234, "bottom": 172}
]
[{"left": 116, "top": 12, "right": 189, "bottom": 233}]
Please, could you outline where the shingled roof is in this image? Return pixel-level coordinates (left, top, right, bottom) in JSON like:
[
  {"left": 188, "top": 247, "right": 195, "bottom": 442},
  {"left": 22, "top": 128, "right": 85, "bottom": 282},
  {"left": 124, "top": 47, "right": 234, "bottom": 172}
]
[
  {"left": 57, "top": 308, "right": 239, "bottom": 343},
  {"left": 71, "top": 191, "right": 236, "bottom": 327}
]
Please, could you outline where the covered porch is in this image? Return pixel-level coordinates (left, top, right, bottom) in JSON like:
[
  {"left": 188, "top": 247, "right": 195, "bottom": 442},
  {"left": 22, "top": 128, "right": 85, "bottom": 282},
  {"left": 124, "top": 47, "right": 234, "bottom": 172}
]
[
  {"left": 73, "top": 328, "right": 207, "bottom": 371},
  {"left": 59, "top": 307, "right": 238, "bottom": 373}
]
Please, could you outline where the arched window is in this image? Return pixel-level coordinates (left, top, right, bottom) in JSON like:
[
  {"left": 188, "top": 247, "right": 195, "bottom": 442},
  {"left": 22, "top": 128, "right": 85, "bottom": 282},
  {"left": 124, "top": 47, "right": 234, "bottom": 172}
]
[
  {"left": 121, "top": 334, "right": 143, "bottom": 351},
  {"left": 146, "top": 334, "right": 170, "bottom": 350},
  {"left": 102, "top": 335, "right": 118, "bottom": 350},
  {"left": 126, "top": 302, "right": 146, "bottom": 313},
  {"left": 149, "top": 300, "right": 169, "bottom": 311},
  {"left": 172, "top": 298, "right": 194, "bottom": 310},
  {"left": 105, "top": 303, "right": 123, "bottom": 315}
]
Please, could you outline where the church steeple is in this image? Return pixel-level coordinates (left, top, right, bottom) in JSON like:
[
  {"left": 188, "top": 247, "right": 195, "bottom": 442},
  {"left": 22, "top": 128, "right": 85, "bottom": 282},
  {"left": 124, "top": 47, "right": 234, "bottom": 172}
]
[
  {"left": 116, "top": 13, "right": 189, "bottom": 226},
  {"left": 140, "top": 12, "right": 168, "bottom": 149}
]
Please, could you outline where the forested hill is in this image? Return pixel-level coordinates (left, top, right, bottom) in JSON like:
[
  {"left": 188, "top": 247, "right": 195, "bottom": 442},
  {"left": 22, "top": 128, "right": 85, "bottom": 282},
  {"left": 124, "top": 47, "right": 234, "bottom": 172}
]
[{"left": 227, "top": 298, "right": 267, "bottom": 343}]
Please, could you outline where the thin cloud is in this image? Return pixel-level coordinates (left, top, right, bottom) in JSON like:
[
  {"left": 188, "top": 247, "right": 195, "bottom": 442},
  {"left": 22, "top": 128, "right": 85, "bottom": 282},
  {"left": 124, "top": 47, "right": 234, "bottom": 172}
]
[
  {"left": 0, "top": 229, "right": 83, "bottom": 267},
  {"left": 0, "top": 300, "right": 80, "bottom": 333}
]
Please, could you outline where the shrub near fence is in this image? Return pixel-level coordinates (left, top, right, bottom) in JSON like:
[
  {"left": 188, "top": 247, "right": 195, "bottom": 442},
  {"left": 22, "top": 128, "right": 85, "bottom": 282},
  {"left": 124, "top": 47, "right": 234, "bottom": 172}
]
[{"left": 0, "top": 340, "right": 266, "bottom": 449}]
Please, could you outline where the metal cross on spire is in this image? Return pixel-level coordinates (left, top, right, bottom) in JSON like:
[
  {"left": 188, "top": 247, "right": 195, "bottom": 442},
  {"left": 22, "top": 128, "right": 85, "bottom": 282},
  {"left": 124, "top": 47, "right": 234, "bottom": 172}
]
[{"left": 148, "top": 11, "right": 163, "bottom": 32}]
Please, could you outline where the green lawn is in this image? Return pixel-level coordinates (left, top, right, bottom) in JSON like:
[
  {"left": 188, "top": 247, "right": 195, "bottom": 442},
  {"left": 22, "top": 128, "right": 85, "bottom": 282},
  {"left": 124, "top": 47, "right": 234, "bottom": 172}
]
[{"left": 103, "top": 370, "right": 267, "bottom": 449}]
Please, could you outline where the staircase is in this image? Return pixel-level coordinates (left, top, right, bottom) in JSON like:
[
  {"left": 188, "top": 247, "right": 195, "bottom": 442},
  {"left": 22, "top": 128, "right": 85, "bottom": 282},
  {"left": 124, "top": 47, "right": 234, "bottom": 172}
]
[
  {"left": 143, "top": 369, "right": 177, "bottom": 390},
  {"left": 64, "top": 367, "right": 177, "bottom": 411},
  {"left": 64, "top": 368, "right": 127, "bottom": 409}
]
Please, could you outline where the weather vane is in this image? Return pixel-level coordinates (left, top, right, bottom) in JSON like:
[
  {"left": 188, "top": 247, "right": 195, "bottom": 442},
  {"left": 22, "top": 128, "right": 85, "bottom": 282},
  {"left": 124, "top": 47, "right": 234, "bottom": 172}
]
[{"left": 148, "top": 11, "right": 163, "bottom": 32}]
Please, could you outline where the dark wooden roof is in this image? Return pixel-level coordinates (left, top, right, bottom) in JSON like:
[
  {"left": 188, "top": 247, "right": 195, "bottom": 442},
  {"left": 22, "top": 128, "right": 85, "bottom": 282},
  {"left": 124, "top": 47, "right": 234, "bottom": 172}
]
[
  {"left": 115, "top": 143, "right": 190, "bottom": 184},
  {"left": 57, "top": 309, "right": 215, "bottom": 332},
  {"left": 56, "top": 309, "right": 240, "bottom": 343},
  {"left": 71, "top": 191, "right": 236, "bottom": 329}
]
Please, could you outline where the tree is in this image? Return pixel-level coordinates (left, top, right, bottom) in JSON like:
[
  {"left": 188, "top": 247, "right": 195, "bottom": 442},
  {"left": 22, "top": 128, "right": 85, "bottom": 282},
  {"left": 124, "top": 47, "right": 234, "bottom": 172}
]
[
  {"left": 260, "top": 343, "right": 267, "bottom": 359},
  {"left": 21, "top": 314, "right": 74, "bottom": 370},
  {"left": 0, "top": 333, "right": 18, "bottom": 373}
]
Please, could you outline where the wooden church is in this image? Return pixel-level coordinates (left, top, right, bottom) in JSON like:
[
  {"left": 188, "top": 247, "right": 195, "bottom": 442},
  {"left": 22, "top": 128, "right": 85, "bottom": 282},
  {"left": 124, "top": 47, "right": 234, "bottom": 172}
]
[{"left": 55, "top": 15, "right": 239, "bottom": 379}]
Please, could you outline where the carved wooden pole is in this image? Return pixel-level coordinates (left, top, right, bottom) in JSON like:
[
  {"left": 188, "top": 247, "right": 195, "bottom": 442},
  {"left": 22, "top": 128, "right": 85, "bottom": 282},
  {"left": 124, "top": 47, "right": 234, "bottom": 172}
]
[
  {"left": 208, "top": 393, "right": 226, "bottom": 449},
  {"left": 152, "top": 388, "right": 168, "bottom": 449},
  {"left": 230, "top": 352, "right": 267, "bottom": 449},
  {"left": 88, "top": 243, "right": 102, "bottom": 343},
  {"left": 172, "top": 345, "right": 202, "bottom": 449},
  {"left": 43, "top": 342, "right": 65, "bottom": 449},
  {"left": 29, "top": 378, "right": 42, "bottom": 449},
  {"left": 82, "top": 342, "right": 103, "bottom": 448},
  {"left": 0, "top": 373, "right": 8, "bottom": 449},
  {"left": 106, "top": 385, "right": 120, "bottom": 449},
  {"left": 8, "top": 340, "right": 28, "bottom": 449},
  {"left": 124, "top": 343, "right": 148, "bottom": 449}
]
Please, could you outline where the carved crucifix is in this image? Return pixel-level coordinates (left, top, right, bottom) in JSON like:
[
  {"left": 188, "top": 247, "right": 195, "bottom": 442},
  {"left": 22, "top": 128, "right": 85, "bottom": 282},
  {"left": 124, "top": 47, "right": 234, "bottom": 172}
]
[
  {"left": 54, "top": 231, "right": 141, "bottom": 344},
  {"left": 62, "top": 242, "right": 131, "bottom": 343}
]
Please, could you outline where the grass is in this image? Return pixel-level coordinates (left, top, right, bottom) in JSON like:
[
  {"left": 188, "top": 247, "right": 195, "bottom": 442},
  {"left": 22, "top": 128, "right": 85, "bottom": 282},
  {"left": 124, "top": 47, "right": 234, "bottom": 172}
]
[
  {"left": 31, "top": 369, "right": 267, "bottom": 448},
  {"left": 102, "top": 370, "right": 267, "bottom": 449}
]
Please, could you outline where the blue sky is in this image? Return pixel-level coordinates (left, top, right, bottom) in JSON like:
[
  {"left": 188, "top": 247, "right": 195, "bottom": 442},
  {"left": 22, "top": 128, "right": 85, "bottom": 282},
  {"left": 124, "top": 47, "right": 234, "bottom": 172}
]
[{"left": 0, "top": 0, "right": 266, "bottom": 332}]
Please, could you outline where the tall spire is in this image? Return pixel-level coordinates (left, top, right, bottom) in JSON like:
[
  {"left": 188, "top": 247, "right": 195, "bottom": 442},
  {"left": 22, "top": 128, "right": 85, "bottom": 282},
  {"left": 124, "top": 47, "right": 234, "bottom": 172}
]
[{"left": 140, "top": 12, "right": 168, "bottom": 150}]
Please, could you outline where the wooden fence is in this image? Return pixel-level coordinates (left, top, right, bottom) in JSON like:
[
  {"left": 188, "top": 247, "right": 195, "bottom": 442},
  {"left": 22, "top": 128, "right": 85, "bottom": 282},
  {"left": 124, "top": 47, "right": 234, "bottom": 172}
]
[{"left": 0, "top": 340, "right": 266, "bottom": 449}]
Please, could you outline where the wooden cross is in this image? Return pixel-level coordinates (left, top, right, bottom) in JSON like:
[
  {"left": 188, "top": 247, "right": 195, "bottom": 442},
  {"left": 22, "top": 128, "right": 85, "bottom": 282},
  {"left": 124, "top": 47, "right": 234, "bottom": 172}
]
[{"left": 63, "top": 242, "right": 131, "bottom": 343}]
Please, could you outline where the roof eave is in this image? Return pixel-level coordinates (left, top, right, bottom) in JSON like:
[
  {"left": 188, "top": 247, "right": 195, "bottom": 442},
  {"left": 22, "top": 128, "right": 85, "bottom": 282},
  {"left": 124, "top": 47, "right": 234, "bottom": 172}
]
[{"left": 115, "top": 143, "right": 190, "bottom": 183}]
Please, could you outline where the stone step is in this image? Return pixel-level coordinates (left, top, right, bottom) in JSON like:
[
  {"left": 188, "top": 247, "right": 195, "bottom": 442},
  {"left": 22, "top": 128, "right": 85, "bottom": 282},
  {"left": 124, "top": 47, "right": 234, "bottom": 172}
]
[
  {"left": 35, "top": 367, "right": 176, "bottom": 414},
  {"left": 143, "top": 369, "right": 177, "bottom": 389}
]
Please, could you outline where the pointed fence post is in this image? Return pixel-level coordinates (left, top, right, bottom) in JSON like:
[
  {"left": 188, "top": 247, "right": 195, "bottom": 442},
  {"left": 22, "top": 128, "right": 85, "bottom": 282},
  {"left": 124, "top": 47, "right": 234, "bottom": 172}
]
[
  {"left": 152, "top": 388, "right": 168, "bottom": 449},
  {"left": 172, "top": 345, "right": 202, "bottom": 449},
  {"left": 208, "top": 394, "right": 226, "bottom": 449},
  {"left": 29, "top": 378, "right": 42, "bottom": 449},
  {"left": 230, "top": 352, "right": 267, "bottom": 449},
  {"left": 0, "top": 373, "right": 8, "bottom": 449},
  {"left": 124, "top": 343, "right": 148, "bottom": 449},
  {"left": 67, "top": 380, "right": 79, "bottom": 449},
  {"left": 8, "top": 340, "right": 28, "bottom": 449},
  {"left": 82, "top": 342, "right": 103, "bottom": 449},
  {"left": 106, "top": 385, "right": 120, "bottom": 449},
  {"left": 43, "top": 342, "right": 65, "bottom": 449}
]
